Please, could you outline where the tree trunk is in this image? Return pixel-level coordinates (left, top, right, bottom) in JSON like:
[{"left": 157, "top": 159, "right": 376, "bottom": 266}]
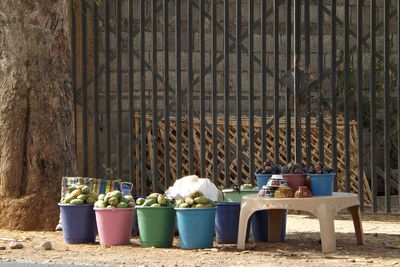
[{"left": 0, "top": 0, "right": 75, "bottom": 230}]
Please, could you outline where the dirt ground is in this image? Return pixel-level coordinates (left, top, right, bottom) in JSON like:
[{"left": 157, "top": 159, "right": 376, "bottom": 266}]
[{"left": 0, "top": 213, "right": 399, "bottom": 266}]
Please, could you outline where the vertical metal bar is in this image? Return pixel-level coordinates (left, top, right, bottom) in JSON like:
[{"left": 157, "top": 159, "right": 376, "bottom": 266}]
[
  {"left": 81, "top": 1, "right": 88, "bottom": 176},
  {"left": 261, "top": 0, "right": 267, "bottom": 165},
  {"left": 200, "top": 0, "right": 206, "bottom": 177},
  {"left": 285, "top": 0, "right": 291, "bottom": 164},
  {"left": 116, "top": 0, "right": 123, "bottom": 178},
  {"left": 152, "top": 0, "right": 159, "bottom": 190},
  {"left": 93, "top": 1, "right": 99, "bottom": 179},
  {"left": 163, "top": 0, "right": 171, "bottom": 189},
  {"left": 223, "top": 0, "right": 230, "bottom": 188},
  {"left": 248, "top": 0, "right": 255, "bottom": 184},
  {"left": 304, "top": 0, "right": 311, "bottom": 167},
  {"left": 370, "top": 0, "right": 377, "bottom": 212},
  {"left": 236, "top": 0, "right": 242, "bottom": 187},
  {"left": 71, "top": 0, "right": 77, "bottom": 172},
  {"left": 383, "top": 0, "right": 391, "bottom": 213},
  {"left": 331, "top": 0, "right": 337, "bottom": 189},
  {"left": 357, "top": 0, "right": 364, "bottom": 211},
  {"left": 317, "top": 0, "right": 324, "bottom": 163},
  {"left": 140, "top": 0, "right": 146, "bottom": 195},
  {"left": 273, "top": 0, "right": 279, "bottom": 164},
  {"left": 188, "top": 0, "right": 194, "bottom": 175},
  {"left": 105, "top": 0, "right": 111, "bottom": 178},
  {"left": 175, "top": 0, "right": 182, "bottom": 180},
  {"left": 211, "top": 0, "right": 218, "bottom": 183},
  {"left": 128, "top": 0, "right": 135, "bottom": 184},
  {"left": 344, "top": 0, "right": 350, "bottom": 192},
  {"left": 398, "top": 0, "right": 400, "bottom": 209},
  {"left": 294, "top": 0, "right": 301, "bottom": 163}
]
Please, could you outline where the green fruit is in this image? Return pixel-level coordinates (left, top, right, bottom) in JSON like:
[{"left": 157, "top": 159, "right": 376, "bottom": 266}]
[
  {"left": 77, "top": 194, "right": 88, "bottom": 201},
  {"left": 81, "top": 186, "right": 91, "bottom": 194},
  {"left": 94, "top": 200, "right": 106, "bottom": 208},
  {"left": 120, "top": 196, "right": 129, "bottom": 203},
  {"left": 151, "top": 203, "right": 161, "bottom": 207},
  {"left": 117, "top": 202, "right": 129, "bottom": 208},
  {"left": 104, "top": 192, "right": 112, "bottom": 203},
  {"left": 143, "top": 199, "right": 156, "bottom": 206},
  {"left": 124, "top": 195, "right": 134, "bottom": 202},
  {"left": 136, "top": 198, "right": 146, "bottom": 206},
  {"left": 195, "top": 204, "right": 206, "bottom": 208},
  {"left": 157, "top": 195, "right": 167, "bottom": 205},
  {"left": 88, "top": 193, "right": 98, "bottom": 200},
  {"left": 70, "top": 199, "right": 84, "bottom": 205},
  {"left": 110, "top": 190, "right": 122, "bottom": 199},
  {"left": 98, "top": 194, "right": 105, "bottom": 201},
  {"left": 147, "top": 193, "right": 159, "bottom": 200},
  {"left": 108, "top": 197, "right": 120, "bottom": 206},
  {"left": 185, "top": 197, "right": 194, "bottom": 205},
  {"left": 106, "top": 205, "right": 113, "bottom": 208},
  {"left": 175, "top": 199, "right": 185, "bottom": 206},
  {"left": 67, "top": 186, "right": 77, "bottom": 193},
  {"left": 178, "top": 203, "right": 190, "bottom": 208},
  {"left": 86, "top": 197, "right": 96, "bottom": 204},
  {"left": 65, "top": 189, "right": 80, "bottom": 203},
  {"left": 189, "top": 190, "right": 202, "bottom": 198},
  {"left": 241, "top": 184, "right": 253, "bottom": 190},
  {"left": 128, "top": 201, "right": 135, "bottom": 207},
  {"left": 194, "top": 196, "right": 209, "bottom": 205}
]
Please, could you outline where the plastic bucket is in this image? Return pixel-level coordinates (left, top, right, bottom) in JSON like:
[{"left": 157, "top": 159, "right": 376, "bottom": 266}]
[
  {"left": 309, "top": 173, "right": 336, "bottom": 196},
  {"left": 136, "top": 206, "right": 176, "bottom": 247},
  {"left": 215, "top": 202, "right": 250, "bottom": 244},
  {"left": 94, "top": 208, "right": 134, "bottom": 246},
  {"left": 175, "top": 208, "right": 216, "bottom": 249},
  {"left": 282, "top": 174, "right": 306, "bottom": 192},
  {"left": 222, "top": 189, "right": 258, "bottom": 202},
  {"left": 251, "top": 210, "right": 286, "bottom": 242},
  {"left": 59, "top": 204, "right": 97, "bottom": 244},
  {"left": 256, "top": 174, "right": 273, "bottom": 190}
]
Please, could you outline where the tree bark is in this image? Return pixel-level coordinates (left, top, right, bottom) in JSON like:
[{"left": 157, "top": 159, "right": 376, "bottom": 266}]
[{"left": 0, "top": 0, "right": 75, "bottom": 230}]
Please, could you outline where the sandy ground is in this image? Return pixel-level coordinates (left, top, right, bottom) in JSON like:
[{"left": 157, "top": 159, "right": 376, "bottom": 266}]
[{"left": 0, "top": 213, "right": 399, "bottom": 266}]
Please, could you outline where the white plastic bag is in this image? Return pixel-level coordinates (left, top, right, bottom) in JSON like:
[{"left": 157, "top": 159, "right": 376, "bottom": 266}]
[{"left": 165, "top": 175, "right": 222, "bottom": 202}]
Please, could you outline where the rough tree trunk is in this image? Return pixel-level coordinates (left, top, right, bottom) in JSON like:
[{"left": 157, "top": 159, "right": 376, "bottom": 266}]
[{"left": 0, "top": 0, "right": 75, "bottom": 230}]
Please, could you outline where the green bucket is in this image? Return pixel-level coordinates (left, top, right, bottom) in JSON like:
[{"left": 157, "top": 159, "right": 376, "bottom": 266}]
[
  {"left": 136, "top": 206, "right": 176, "bottom": 248},
  {"left": 222, "top": 189, "right": 258, "bottom": 202}
]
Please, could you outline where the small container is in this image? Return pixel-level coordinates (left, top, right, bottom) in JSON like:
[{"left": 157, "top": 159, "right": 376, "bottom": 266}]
[
  {"left": 274, "top": 186, "right": 295, "bottom": 198},
  {"left": 295, "top": 186, "right": 312, "bottom": 198}
]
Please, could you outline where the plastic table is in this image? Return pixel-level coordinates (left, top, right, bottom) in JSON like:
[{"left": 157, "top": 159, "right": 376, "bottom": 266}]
[{"left": 237, "top": 192, "right": 364, "bottom": 253}]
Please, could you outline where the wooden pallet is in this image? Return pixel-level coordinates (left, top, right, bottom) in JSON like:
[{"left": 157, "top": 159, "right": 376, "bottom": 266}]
[{"left": 133, "top": 115, "right": 372, "bottom": 204}]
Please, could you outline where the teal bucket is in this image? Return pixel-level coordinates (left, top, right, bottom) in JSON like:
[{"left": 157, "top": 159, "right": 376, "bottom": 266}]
[
  {"left": 256, "top": 174, "right": 273, "bottom": 190},
  {"left": 309, "top": 173, "right": 336, "bottom": 196},
  {"left": 175, "top": 207, "right": 216, "bottom": 249}
]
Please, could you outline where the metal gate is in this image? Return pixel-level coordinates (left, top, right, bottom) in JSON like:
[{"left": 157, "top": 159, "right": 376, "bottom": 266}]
[{"left": 71, "top": 0, "right": 400, "bottom": 213}]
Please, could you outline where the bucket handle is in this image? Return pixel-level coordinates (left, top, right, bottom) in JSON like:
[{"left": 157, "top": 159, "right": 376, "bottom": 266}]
[{"left": 120, "top": 182, "right": 134, "bottom": 193}]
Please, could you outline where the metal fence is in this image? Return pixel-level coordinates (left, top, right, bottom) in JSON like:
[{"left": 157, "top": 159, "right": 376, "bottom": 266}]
[{"left": 71, "top": 0, "right": 400, "bottom": 213}]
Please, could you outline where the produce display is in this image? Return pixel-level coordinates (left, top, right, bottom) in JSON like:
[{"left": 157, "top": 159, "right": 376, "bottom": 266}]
[
  {"left": 240, "top": 184, "right": 257, "bottom": 190},
  {"left": 61, "top": 185, "right": 98, "bottom": 205},
  {"left": 255, "top": 160, "right": 281, "bottom": 174},
  {"left": 174, "top": 191, "right": 215, "bottom": 208},
  {"left": 308, "top": 162, "right": 334, "bottom": 174},
  {"left": 94, "top": 190, "right": 135, "bottom": 208},
  {"left": 135, "top": 193, "right": 173, "bottom": 207},
  {"left": 281, "top": 163, "right": 307, "bottom": 174}
]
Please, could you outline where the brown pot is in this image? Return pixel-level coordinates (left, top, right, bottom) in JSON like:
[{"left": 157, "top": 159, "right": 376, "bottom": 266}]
[
  {"left": 294, "top": 186, "right": 312, "bottom": 198},
  {"left": 282, "top": 174, "right": 306, "bottom": 192}
]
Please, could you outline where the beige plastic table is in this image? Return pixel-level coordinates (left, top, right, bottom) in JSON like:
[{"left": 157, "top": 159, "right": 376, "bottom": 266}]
[{"left": 237, "top": 192, "right": 363, "bottom": 253}]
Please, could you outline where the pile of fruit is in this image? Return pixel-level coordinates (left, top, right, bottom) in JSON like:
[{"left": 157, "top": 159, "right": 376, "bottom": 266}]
[
  {"left": 61, "top": 185, "right": 98, "bottom": 205},
  {"left": 94, "top": 190, "right": 135, "bottom": 208},
  {"left": 281, "top": 163, "right": 307, "bottom": 174},
  {"left": 135, "top": 193, "right": 172, "bottom": 207},
  {"left": 174, "top": 191, "right": 215, "bottom": 208},
  {"left": 308, "top": 162, "right": 334, "bottom": 174},
  {"left": 256, "top": 160, "right": 281, "bottom": 174},
  {"left": 240, "top": 184, "right": 257, "bottom": 190}
]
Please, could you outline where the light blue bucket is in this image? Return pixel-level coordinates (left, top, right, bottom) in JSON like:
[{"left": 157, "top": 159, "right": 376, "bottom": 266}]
[
  {"left": 256, "top": 174, "right": 273, "bottom": 190},
  {"left": 175, "top": 207, "right": 216, "bottom": 249},
  {"left": 309, "top": 173, "right": 336, "bottom": 196}
]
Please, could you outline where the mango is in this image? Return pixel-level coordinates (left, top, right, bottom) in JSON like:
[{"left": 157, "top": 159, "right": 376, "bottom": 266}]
[
  {"left": 108, "top": 197, "right": 120, "bottom": 206},
  {"left": 178, "top": 203, "right": 190, "bottom": 208},
  {"left": 110, "top": 190, "right": 122, "bottom": 199},
  {"left": 194, "top": 196, "right": 209, "bottom": 205},
  {"left": 128, "top": 201, "right": 135, "bottom": 207},
  {"left": 117, "top": 202, "right": 129, "bottom": 208},
  {"left": 70, "top": 199, "right": 84, "bottom": 205},
  {"left": 81, "top": 186, "right": 91, "bottom": 194},
  {"left": 150, "top": 203, "right": 161, "bottom": 207},
  {"left": 147, "top": 193, "right": 159, "bottom": 200},
  {"left": 143, "top": 198, "right": 156, "bottom": 206},
  {"left": 136, "top": 197, "right": 145, "bottom": 205},
  {"left": 98, "top": 194, "right": 105, "bottom": 201},
  {"left": 94, "top": 200, "right": 106, "bottom": 208},
  {"left": 157, "top": 195, "right": 167, "bottom": 205},
  {"left": 185, "top": 197, "right": 194, "bottom": 205},
  {"left": 77, "top": 194, "right": 88, "bottom": 201},
  {"left": 86, "top": 197, "right": 96, "bottom": 204}
]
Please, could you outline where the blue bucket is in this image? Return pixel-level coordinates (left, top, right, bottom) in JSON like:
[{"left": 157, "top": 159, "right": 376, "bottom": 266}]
[
  {"left": 256, "top": 174, "right": 273, "bottom": 190},
  {"left": 175, "top": 207, "right": 216, "bottom": 249},
  {"left": 251, "top": 210, "right": 286, "bottom": 242},
  {"left": 215, "top": 202, "right": 250, "bottom": 244},
  {"left": 59, "top": 204, "right": 97, "bottom": 244},
  {"left": 309, "top": 173, "right": 335, "bottom": 196}
]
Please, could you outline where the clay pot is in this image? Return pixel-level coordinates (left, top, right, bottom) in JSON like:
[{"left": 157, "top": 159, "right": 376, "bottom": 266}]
[
  {"left": 294, "top": 186, "right": 312, "bottom": 198},
  {"left": 282, "top": 174, "right": 306, "bottom": 192}
]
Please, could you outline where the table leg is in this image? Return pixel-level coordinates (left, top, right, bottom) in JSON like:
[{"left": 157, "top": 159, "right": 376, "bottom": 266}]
[
  {"left": 267, "top": 209, "right": 285, "bottom": 242},
  {"left": 237, "top": 204, "right": 252, "bottom": 250},
  {"left": 316, "top": 204, "right": 336, "bottom": 253},
  {"left": 347, "top": 205, "right": 364, "bottom": 245}
]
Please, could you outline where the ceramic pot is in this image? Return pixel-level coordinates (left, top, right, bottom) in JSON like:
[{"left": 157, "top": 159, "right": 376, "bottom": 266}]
[
  {"left": 294, "top": 186, "right": 312, "bottom": 198},
  {"left": 274, "top": 186, "right": 294, "bottom": 198}
]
